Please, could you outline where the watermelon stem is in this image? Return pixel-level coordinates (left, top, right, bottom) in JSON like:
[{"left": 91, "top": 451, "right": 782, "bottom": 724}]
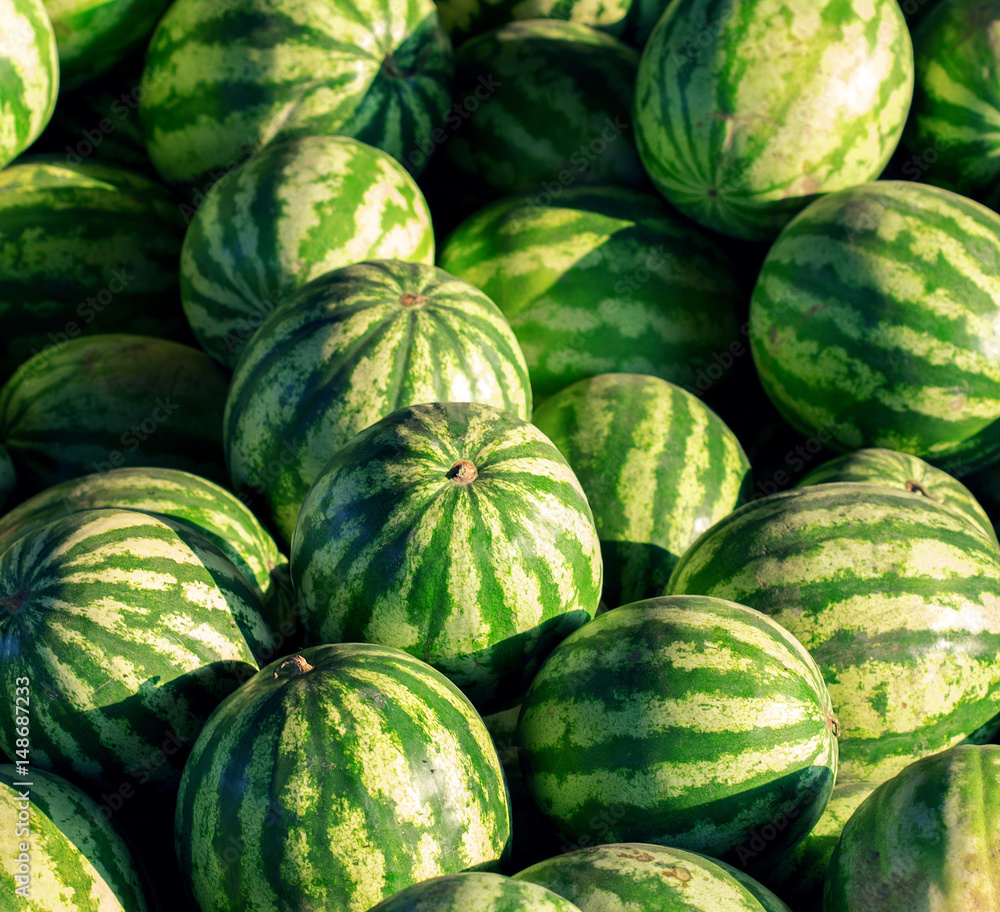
[
  {"left": 905, "top": 480, "right": 942, "bottom": 503},
  {"left": 447, "top": 461, "right": 478, "bottom": 485},
  {"left": 272, "top": 655, "right": 314, "bottom": 679},
  {"left": 400, "top": 293, "right": 426, "bottom": 309}
]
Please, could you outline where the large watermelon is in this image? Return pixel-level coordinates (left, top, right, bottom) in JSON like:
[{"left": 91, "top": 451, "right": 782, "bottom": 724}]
[
  {"left": 139, "top": 0, "right": 453, "bottom": 186},
  {"left": 0, "top": 508, "right": 273, "bottom": 804},
  {"left": 42, "top": 0, "right": 171, "bottom": 91},
  {"left": 369, "top": 873, "right": 583, "bottom": 912},
  {"left": 902, "top": 0, "right": 1000, "bottom": 206},
  {"left": 0, "top": 160, "right": 189, "bottom": 383},
  {"left": 749, "top": 181, "right": 1000, "bottom": 474},
  {"left": 0, "top": 334, "right": 230, "bottom": 494},
  {"left": 225, "top": 259, "right": 532, "bottom": 545},
  {"left": 175, "top": 644, "right": 512, "bottom": 912},
  {"left": 0, "top": 0, "right": 58, "bottom": 168},
  {"left": 666, "top": 483, "right": 1000, "bottom": 784},
  {"left": 290, "top": 401, "right": 602, "bottom": 712},
  {"left": 513, "top": 843, "right": 786, "bottom": 912},
  {"left": 532, "top": 374, "right": 752, "bottom": 607},
  {"left": 516, "top": 595, "right": 838, "bottom": 871},
  {"left": 796, "top": 447, "right": 997, "bottom": 545},
  {"left": 437, "top": 187, "right": 743, "bottom": 402},
  {"left": 825, "top": 745, "right": 1000, "bottom": 911},
  {"left": 0, "top": 765, "right": 148, "bottom": 911},
  {"left": 435, "top": 21, "right": 646, "bottom": 218},
  {"left": 181, "top": 135, "right": 435, "bottom": 369},
  {"left": 633, "top": 0, "right": 914, "bottom": 240}
]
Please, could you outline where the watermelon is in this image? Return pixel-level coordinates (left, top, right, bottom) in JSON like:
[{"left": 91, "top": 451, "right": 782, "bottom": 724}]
[
  {"left": 748, "top": 181, "right": 1000, "bottom": 474},
  {"left": 633, "top": 0, "right": 914, "bottom": 240},
  {"left": 0, "top": 467, "right": 288, "bottom": 637},
  {"left": 175, "top": 644, "right": 512, "bottom": 912},
  {"left": 760, "top": 777, "right": 876, "bottom": 912},
  {"left": 825, "top": 744, "right": 1000, "bottom": 911},
  {"left": 902, "top": 0, "right": 1000, "bottom": 205},
  {"left": 666, "top": 483, "right": 1000, "bottom": 785},
  {"left": 290, "top": 400, "right": 602, "bottom": 712},
  {"left": 437, "top": 187, "right": 744, "bottom": 403},
  {"left": 139, "top": 0, "right": 454, "bottom": 187},
  {"left": 532, "top": 374, "right": 752, "bottom": 607},
  {"left": 0, "top": 443, "right": 14, "bottom": 510},
  {"left": 516, "top": 595, "right": 837, "bottom": 871},
  {"left": 181, "top": 135, "right": 436, "bottom": 369},
  {"left": 0, "top": 0, "right": 58, "bottom": 169},
  {"left": 0, "top": 160, "right": 189, "bottom": 384},
  {"left": 225, "top": 259, "right": 532, "bottom": 546},
  {"left": 0, "top": 334, "right": 230, "bottom": 495},
  {"left": 0, "top": 765, "right": 148, "bottom": 911},
  {"left": 513, "top": 843, "right": 787, "bottom": 912},
  {"left": 797, "top": 447, "right": 997, "bottom": 545},
  {"left": 710, "top": 861, "right": 793, "bottom": 912},
  {"left": 369, "top": 873, "right": 584, "bottom": 912},
  {"left": 434, "top": 0, "right": 630, "bottom": 45},
  {"left": 435, "top": 21, "right": 646, "bottom": 218},
  {"left": 0, "top": 508, "right": 273, "bottom": 805},
  {"left": 42, "top": 0, "right": 171, "bottom": 92}
]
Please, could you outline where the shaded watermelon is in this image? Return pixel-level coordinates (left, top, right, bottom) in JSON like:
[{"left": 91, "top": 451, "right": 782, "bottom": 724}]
[{"left": 369, "top": 873, "right": 584, "bottom": 912}]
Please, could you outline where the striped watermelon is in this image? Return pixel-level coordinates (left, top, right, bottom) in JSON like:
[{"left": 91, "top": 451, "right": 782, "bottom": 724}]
[
  {"left": 825, "top": 745, "right": 1000, "bottom": 911},
  {"left": 0, "top": 0, "right": 58, "bottom": 169},
  {"left": 513, "top": 843, "right": 788, "bottom": 912},
  {"left": 666, "top": 483, "right": 1000, "bottom": 785},
  {"left": 434, "top": 0, "right": 630, "bottom": 45},
  {"left": 0, "top": 334, "right": 230, "bottom": 495},
  {"left": 0, "top": 765, "right": 148, "bottom": 911},
  {"left": 225, "top": 259, "right": 532, "bottom": 546},
  {"left": 749, "top": 181, "right": 1000, "bottom": 474},
  {"left": 797, "top": 448, "right": 997, "bottom": 545},
  {"left": 516, "top": 595, "right": 837, "bottom": 870},
  {"left": 633, "top": 0, "right": 914, "bottom": 240},
  {"left": 532, "top": 374, "right": 752, "bottom": 608},
  {"left": 760, "top": 777, "right": 876, "bottom": 912},
  {"left": 0, "top": 508, "right": 273, "bottom": 804},
  {"left": 181, "top": 135, "right": 436, "bottom": 369},
  {"left": 139, "top": 0, "right": 453, "bottom": 186},
  {"left": 0, "top": 467, "right": 289, "bottom": 638},
  {"left": 437, "top": 187, "right": 743, "bottom": 403},
  {"left": 902, "top": 0, "right": 1000, "bottom": 205},
  {"left": 290, "top": 401, "right": 602, "bottom": 712},
  {"left": 175, "top": 644, "right": 512, "bottom": 912},
  {"left": 42, "top": 0, "right": 171, "bottom": 92},
  {"left": 0, "top": 443, "right": 13, "bottom": 510},
  {"left": 0, "top": 160, "right": 189, "bottom": 384},
  {"left": 436, "top": 21, "right": 646, "bottom": 218},
  {"left": 369, "top": 873, "right": 584, "bottom": 912}
]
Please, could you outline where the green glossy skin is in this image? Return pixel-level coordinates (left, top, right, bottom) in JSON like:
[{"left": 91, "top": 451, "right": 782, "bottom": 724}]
[
  {"left": 667, "top": 483, "right": 1000, "bottom": 785},
  {"left": 225, "top": 260, "right": 532, "bottom": 546},
  {"left": 797, "top": 447, "right": 997, "bottom": 545},
  {"left": 0, "top": 0, "right": 58, "bottom": 168},
  {"left": 438, "top": 187, "right": 743, "bottom": 403},
  {"left": 0, "top": 508, "right": 272, "bottom": 800},
  {"left": 369, "top": 873, "right": 584, "bottom": 912},
  {"left": 0, "top": 334, "right": 230, "bottom": 494},
  {"left": 825, "top": 745, "right": 1000, "bottom": 910},
  {"left": 439, "top": 21, "right": 646, "bottom": 216},
  {"left": 181, "top": 135, "right": 435, "bottom": 369},
  {"left": 139, "top": 0, "right": 454, "bottom": 185},
  {"left": 0, "top": 766, "right": 148, "bottom": 912},
  {"left": 749, "top": 181, "right": 1000, "bottom": 474},
  {"left": 291, "top": 401, "right": 602, "bottom": 713},
  {"left": 903, "top": 0, "right": 1000, "bottom": 206},
  {"left": 43, "top": 0, "right": 171, "bottom": 91},
  {"left": 0, "top": 160, "right": 189, "bottom": 384},
  {"left": 761, "top": 777, "right": 876, "bottom": 912},
  {"left": 175, "top": 644, "right": 512, "bottom": 912},
  {"left": 634, "top": 0, "right": 914, "bottom": 240},
  {"left": 532, "top": 374, "right": 752, "bottom": 608},
  {"left": 517, "top": 596, "right": 837, "bottom": 872},
  {"left": 513, "top": 843, "right": 778, "bottom": 912}
]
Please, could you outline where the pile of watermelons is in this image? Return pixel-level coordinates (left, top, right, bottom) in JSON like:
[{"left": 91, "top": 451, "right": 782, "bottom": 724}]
[{"left": 3, "top": 0, "right": 1000, "bottom": 909}]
